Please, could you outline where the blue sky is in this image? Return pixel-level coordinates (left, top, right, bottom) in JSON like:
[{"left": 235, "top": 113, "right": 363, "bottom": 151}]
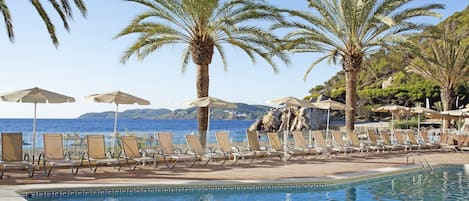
[{"left": 0, "top": 0, "right": 467, "bottom": 118}]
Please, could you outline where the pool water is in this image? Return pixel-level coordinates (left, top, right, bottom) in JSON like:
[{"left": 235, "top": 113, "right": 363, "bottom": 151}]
[{"left": 27, "top": 165, "right": 469, "bottom": 201}]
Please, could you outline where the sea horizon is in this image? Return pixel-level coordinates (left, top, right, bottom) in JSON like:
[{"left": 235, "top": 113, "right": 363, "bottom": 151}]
[{"left": 0, "top": 119, "right": 256, "bottom": 147}]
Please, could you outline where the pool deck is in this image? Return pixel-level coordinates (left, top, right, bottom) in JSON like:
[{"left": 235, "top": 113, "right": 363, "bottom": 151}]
[{"left": 1, "top": 151, "right": 469, "bottom": 200}]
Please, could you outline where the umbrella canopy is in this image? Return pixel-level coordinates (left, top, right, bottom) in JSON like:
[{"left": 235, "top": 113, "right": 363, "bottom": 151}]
[
  {"left": 267, "top": 96, "right": 316, "bottom": 153},
  {"left": 267, "top": 96, "right": 316, "bottom": 108},
  {"left": 184, "top": 96, "right": 237, "bottom": 109},
  {"left": 312, "top": 99, "right": 353, "bottom": 111},
  {"left": 441, "top": 109, "right": 469, "bottom": 117},
  {"left": 0, "top": 87, "right": 75, "bottom": 103},
  {"left": 410, "top": 106, "right": 438, "bottom": 115},
  {"left": 372, "top": 105, "right": 410, "bottom": 134},
  {"left": 372, "top": 105, "right": 410, "bottom": 114},
  {"left": 86, "top": 90, "right": 150, "bottom": 153},
  {"left": 0, "top": 87, "right": 75, "bottom": 159},
  {"left": 441, "top": 109, "right": 469, "bottom": 134},
  {"left": 184, "top": 96, "right": 237, "bottom": 149},
  {"left": 86, "top": 91, "right": 150, "bottom": 105},
  {"left": 312, "top": 99, "right": 352, "bottom": 146}
]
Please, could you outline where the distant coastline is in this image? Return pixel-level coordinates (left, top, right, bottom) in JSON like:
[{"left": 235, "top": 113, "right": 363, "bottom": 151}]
[{"left": 78, "top": 103, "right": 271, "bottom": 120}]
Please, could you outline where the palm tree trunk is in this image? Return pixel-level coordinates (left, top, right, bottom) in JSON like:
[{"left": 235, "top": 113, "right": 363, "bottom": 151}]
[
  {"left": 196, "top": 64, "right": 209, "bottom": 148},
  {"left": 343, "top": 55, "right": 361, "bottom": 132},
  {"left": 441, "top": 86, "right": 454, "bottom": 129},
  {"left": 345, "top": 70, "right": 357, "bottom": 132}
]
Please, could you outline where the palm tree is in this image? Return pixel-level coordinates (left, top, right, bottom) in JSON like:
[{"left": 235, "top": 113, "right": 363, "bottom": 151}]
[
  {"left": 275, "top": 0, "right": 443, "bottom": 131},
  {"left": 0, "top": 0, "right": 87, "bottom": 46},
  {"left": 115, "top": 0, "right": 288, "bottom": 147},
  {"left": 406, "top": 21, "right": 469, "bottom": 116}
]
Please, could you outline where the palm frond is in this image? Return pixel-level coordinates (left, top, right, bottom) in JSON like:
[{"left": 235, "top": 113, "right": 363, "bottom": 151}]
[
  {"left": 214, "top": 42, "right": 228, "bottom": 72},
  {"left": 49, "top": 0, "right": 70, "bottom": 31},
  {"left": 304, "top": 55, "right": 330, "bottom": 81},
  {"left": 31, "top": 0, "right": 58, "bottom": 47},
  {"left": 180, "top": 46, "right": 191, "bottom": 73},
  {"left": 0, "top": 0, "right": 13, "bottom": 42}
]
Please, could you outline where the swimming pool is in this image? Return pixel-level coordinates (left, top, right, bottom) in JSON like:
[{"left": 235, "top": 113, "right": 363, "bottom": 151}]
[{"left": 23, "top": 165, "right": 469, "bottom": 201}]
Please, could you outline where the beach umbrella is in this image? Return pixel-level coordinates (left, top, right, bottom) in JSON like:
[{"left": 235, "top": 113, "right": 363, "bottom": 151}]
[
  {"left": 266, "top": 96, "right": 316, "bottom": 152},
  {"left": 312, "top": 99, "right": 352, "bottom": 146},
  {"left": 0, "top": 87, "right": 75, "bottom": 160},
  {"left": 86, "top": 91, "right": 150, "bottom": 153},
  {"left": 441, "top": 109, "right": 469, "bottom": 134},
  {"left": 372, "top": 105, "right": 410, "bottom": 134},
  {"left": 410, "top": 106, "right": 438, "bottom": 135},
  {"left": 184, "top": 96, "right": 237, "bottom": 149}
]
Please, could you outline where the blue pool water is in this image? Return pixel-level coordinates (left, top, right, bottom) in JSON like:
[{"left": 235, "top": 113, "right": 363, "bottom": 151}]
[{"left": 25, "top": 165, "right": 469, "bottom": 201}]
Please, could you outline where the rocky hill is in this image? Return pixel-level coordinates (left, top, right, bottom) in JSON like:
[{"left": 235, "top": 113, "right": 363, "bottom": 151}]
[{"left": 78, "top": 103, "right": 271, "bottom": 120}]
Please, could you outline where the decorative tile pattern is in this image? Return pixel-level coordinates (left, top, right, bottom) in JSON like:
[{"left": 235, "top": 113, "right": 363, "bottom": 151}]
[{"left": 21, "top": 165, "right": 453, "bottom": 200}]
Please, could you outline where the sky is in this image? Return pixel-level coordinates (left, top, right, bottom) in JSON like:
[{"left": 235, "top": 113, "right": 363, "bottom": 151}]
[{"left": 0, "top": 0, "right": 467, "bottom": 119}]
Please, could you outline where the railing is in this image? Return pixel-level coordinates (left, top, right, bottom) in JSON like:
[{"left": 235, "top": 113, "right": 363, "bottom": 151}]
[{"left": 406, "top": 153, "right": 432, "bottom": 173}]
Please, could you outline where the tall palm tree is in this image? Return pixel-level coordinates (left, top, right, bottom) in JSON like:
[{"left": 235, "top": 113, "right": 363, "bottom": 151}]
[
  {"left": 116, "top": 0, "right": 288, "bottom": 147},
  {"left": 406, "top": 21, "right": 469, "bottom": 116},
  {"left": 0, "top": 0, "right": 87, "bottom": 46},
  {"left": 275, "top": 0, "right": 443, "bottom": 131}
]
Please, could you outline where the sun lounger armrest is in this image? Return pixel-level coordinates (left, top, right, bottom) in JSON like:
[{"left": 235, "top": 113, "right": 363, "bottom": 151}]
[
  {"left": 64, "top": 151, "right": 72, "bottom": 160},
  {"left": 174, "top": 148, "right": 187, "bottom": 154},
  {"left": 140, "top": 149, "right": 158, "bottom": 158},
  {"left": 24, "top": 153, "right": 30, "bottom": 162},
  {"left": 231, "top": 146, "right": 242, "bottom": 153},
  {"left": 37, "top": 153, "right": 44, "bottom": 165},
  {"left": 105, "top": 151, "right": 113, "bottom": 159}
]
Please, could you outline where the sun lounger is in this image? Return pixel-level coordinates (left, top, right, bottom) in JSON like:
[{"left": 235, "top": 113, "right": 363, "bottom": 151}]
[
  {"left": 419, "top": 130, "right": 440, "bottom": 150},
  {"left": 347, "top": 131, "right": 368, "bottom": 154},
  {"left": 185, "top": 135, "right": 229, "bottom": 166},
  {"left": 394, "top": 131, "right": 419, "bottom": 151},
  {"left": 215, "top": 131, "right": 255, "bottom": 164},
  {"left": 0, "top": 132, "right": 35, "bottom": 179},
  {"left": 157, "top": 132, "right": 197, "bottom": 168},
  {"left": 41, "top": 133, "right": 80, "bottom": 176},
  {"left": 330, "top": 130, "right": 361, "bottom": 155},
  {"left": 246, "top": 130, "right": 283, "bottom": 161},
  {"left": 394, "top": 131, "right": 410, "bottom": 151},
  {"left": 458, "top": 136, "right": 469, "bottom": 152},
  {"left": 291, "top": 131, "right": 319, "bottom": 158},
  {"left": 379, "top": 130, "right": 405, "bottom": 152},
  {"left": 83, "top": 135, "right": 121, "bottom": 174},
  {"left": 365, "top": 128, "right": 383, "bottom": 152},
  {"left": 120, "top": 135, "right": 157, "bottom": 170},
  {"left": 406, "top": 130, "right": 424, "bottom": 150},
  {"left": 269, "top": 132, "right": 317, "bottom": 160},
  {"left": 312, "top": 130, "right": 338, "bottom": 157},
  {"left": 438, "top": 132, "right": 458, "bottom": 152}
]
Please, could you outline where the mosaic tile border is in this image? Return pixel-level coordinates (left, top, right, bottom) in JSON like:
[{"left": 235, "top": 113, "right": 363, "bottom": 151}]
[{"left": 19, "top": 164, "right": 454, "bottom": 200}]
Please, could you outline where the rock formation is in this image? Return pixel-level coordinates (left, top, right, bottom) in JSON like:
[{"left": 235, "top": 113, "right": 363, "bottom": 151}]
[{"left": 248, "top": 106, "right": 327, "bottom": 132}]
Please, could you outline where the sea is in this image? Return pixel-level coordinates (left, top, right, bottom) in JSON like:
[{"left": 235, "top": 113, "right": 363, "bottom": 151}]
[{"left": 0, "top": 119, "right": 256, "bottom": 149}]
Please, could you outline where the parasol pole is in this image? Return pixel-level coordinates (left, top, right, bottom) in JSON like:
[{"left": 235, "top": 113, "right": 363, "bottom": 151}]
[
  {"left": 32, "top": 102, "right": 37, "bottom": 161},
  {"left": 284, "top": 107, "right": 290, "bottom": 153},
  {"left": 326, "top": 108, "right": 331, "bottom": 146},
  {"left": 391, "top": 112, "right": 395, "bottom": 137},
  {"left": 206, "top": 106, "right": 211, "bottom": 152},
  {"left": 417, "top": 113, "right": 421, "bottom": 136},
  {"left": 112, "top": 103, "right": 119, "bottom": 155}
]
